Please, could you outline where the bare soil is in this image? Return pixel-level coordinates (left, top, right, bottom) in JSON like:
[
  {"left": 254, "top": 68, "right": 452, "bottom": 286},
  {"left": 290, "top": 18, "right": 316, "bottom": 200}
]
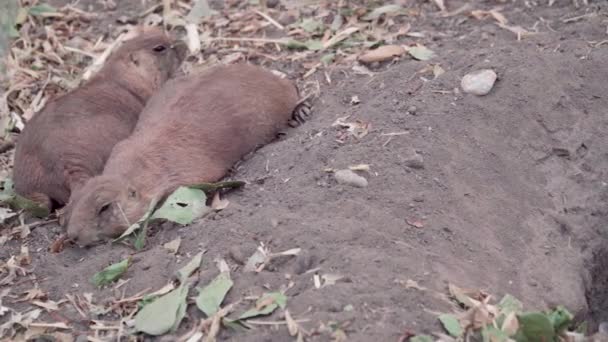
[{"left": 2, "top": 0, "right": 608, "bottom": 341}]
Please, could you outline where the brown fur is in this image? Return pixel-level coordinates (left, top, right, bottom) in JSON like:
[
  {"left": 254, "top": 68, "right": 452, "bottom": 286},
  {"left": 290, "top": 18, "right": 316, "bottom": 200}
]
[
  {"left": 12, "top": 27, "right": 186, "bottom": 210},
  {"left": 63, "top": 64, "right": 301, "bottom": 246}
]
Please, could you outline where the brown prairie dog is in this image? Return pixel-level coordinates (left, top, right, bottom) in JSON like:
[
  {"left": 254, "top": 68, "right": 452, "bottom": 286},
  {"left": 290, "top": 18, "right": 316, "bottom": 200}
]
[
  {"left": 12, "top": 26, "right": 186, "bottom": 211},
  {"left": 63, "top": 63, "right": 311, "bottom": 246}
]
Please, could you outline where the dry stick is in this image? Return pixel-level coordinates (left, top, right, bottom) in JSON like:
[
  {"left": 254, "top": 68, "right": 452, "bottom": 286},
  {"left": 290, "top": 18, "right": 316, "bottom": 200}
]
[
  {"left": 254, "top": 10, "right": 284, "bottom": 30},
  {"left": 209, "top": 37, "right": 286, "bottom": 44}
]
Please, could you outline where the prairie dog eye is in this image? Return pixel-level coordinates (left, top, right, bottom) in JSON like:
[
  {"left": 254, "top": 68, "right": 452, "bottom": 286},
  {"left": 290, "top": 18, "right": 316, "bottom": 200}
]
[
  {"left": 128, "top": 189, "right": 137, "bottom": 198},
  {"left": 153, "top": 45, "right": 167, "bottom": 52}
]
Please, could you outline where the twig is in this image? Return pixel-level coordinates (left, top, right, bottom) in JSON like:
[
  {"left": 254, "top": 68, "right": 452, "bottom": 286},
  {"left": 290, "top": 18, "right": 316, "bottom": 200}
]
[
  {"left": 254, "top": 10, "right": 284, "bottom": 30},
  {"left": 209, "top": 37, "right": 286, "bottom": 44},
  {"left": 246, "top": 318, "right": 311, "bottom": 325}
]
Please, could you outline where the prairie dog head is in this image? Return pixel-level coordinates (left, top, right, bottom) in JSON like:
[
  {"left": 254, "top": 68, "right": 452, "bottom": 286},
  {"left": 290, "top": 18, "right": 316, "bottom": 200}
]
[
  {"left": 104, "top": 27, "right": 187, "bottom": 97},
  {"left": 62, "top": 176, "right": 149, "bottom": 247}
]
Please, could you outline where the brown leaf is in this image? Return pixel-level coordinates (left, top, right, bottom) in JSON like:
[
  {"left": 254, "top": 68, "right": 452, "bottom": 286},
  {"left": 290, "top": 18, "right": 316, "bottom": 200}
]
[
  {"left": 358, "top": 45, "right": 406, "bottom": 64},
  {"left": 211, "top": 192, "right": 229, "bottom": 211},
  {"left": 406, "top": 219, "right": 424, "bottom": 229}
]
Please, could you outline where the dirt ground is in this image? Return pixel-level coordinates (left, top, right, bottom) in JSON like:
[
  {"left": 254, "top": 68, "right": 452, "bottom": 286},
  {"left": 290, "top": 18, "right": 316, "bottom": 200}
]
[{"left": 2, "top": 0, "right": 608, "bottom": 341}]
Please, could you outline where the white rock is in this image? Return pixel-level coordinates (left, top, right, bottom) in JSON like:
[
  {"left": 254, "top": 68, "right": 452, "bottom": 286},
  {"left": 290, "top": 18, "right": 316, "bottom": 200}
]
[
  {"left": 461, "top": 69, "right": 497, "bottom": 96},
  {"left": 334, "top": 169, "right": 368, "bottom": 188}
]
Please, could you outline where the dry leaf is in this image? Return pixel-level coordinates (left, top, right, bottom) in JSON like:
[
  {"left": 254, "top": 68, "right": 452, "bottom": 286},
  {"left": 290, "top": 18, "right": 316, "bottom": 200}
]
[
  {"left": 163, "top": 237, "right": 182, "bottom": 254},
  {"left": 501, "top": 311, "right": 519, "bottom": 335},
  {"left": 323, "top": 27, "right": 359, "bottom": 50},
  {"left": 406, "top": 219, "right": 424, "bottom": 229},
  {"left": 285, "top": 309, "right": 299, "bottom": 336},
  {"left": 211, "top": 192, "right": 229, "bottom": 211},
  {"left": 358, "top": 45, "right": 406, "bottom": 64}
]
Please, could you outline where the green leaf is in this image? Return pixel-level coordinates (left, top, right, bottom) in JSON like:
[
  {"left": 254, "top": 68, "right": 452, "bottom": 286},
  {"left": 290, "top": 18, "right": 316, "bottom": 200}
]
[
  {"left": 28, "top": 4, "right": 58, "bottom": 16},
  {"left": 176, "top": 251, "right": 204, "bottom": 284},
  {"left": 299, "top": 18, "right": 324, "bottom": 33},
  {"left": 134, "top": 284, "right": 189, "bottom": 335},
  {"left": 238, "top": 292, "right": 287, "bottom": 320},
  {"left": 189, "top": 180, "right": 245, "bottom": 193},
  {"left": 496, "top": 294, "right": 524, "bottom": 327},
  {"left": 92, "top": 258, "right": 130, "bottom": 287},
  {"left": 195, "top": 272, "right": 233, "bottom": 317},
  {"left": 0, "top": 178, "right": 15, "bottom": 202},
  {"left": 513, "top": 312, "right": 556, "bottom": 342},
  {"left": 185, "top": 0, "right": 216, "bottom": 24},
  {"left": 498, "top": 294, "right": 523, "bottom": 315},
  {"left": 151, "top": 186, "right": 209, "bottom": 225},
  {"left": 407, "top": 44, "right": 435, "bottom": 61},
  {"left": 408, "top": 335, "right": 434, "bottom": 342},
  {"left": 285, "top": 39, "right": 323, "bottom": 51},
  {"left": 361, "top": 5, "right": 404, "bottom": 21},
  {"left": 321, "top": 53, "right": 335, "bottom": 65},
  {"left": 546, "top": 305, "right": 573, "bottom": 333},
  {"left": 438, "top": 313, "right": 463, "bottom": 337}
]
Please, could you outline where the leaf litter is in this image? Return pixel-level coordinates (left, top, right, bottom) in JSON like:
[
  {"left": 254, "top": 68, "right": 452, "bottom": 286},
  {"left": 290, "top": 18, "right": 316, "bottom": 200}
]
[
  {"left": 0, "top": 0, "right": 560, "bottom": 340},
  {"left": 410, "top": 283, "right": 601, "bottom": 341}
]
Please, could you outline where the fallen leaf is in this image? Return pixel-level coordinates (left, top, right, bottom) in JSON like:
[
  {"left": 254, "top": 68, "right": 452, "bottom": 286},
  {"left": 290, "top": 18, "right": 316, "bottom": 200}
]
[
  {"left": 321, "top": 274, "right": 343, "bottom": 287},
  {"left": 163, "top": 237, "right": 182, "bottom": 254},
  {"left": 92, "top": 258, "right": 130, "bottom": 287},
  {"left": 211, "top": 192, "right": 229, "bottom": 211},
  {"left": 448, "top": 283, "right": 482, "bottom": 308},
  {"left": 299, "top": 18, "right": 324, "bottom": 33},
  {"left": 28, "top": 4, "right": 58, "bottom": 17},
  {"left": 358, "top": 45, "right": 406, "bottom": 64},
  {"left": 151, "top": 187, "right": 209, "bottom": 225},
  {"left": 323, "top": 27, "right": 359, "bottom": 50},
  {"left": 408, "top": 335, "right": 434, "bottom": 342},
  {"left": 134, "top": 284, "right": 189, "bottom": 335},
  {"left": 501, "top": 311, "right": 519, "bottom": 335},
  {"left": 32, "top": 298, "right": 62, "bottom": 312},
  {"left": 438, "top": 313, "right": 463, "bottom": 337},
  {"left": 361, "top": 4, "right": 404, "bottom": 21},
  {"left": 244, "top": 246, "right": 268, "bottom": 272},
  {"left": 185, "top": 0, "right": 216, "bottom": 24},
  {"left": 514, "top": 312, "right": 556, "bottom": 341},
  {"left": 407, "top": 44, "right": 435, "bottom": 61},
  {"left": 195, "top": 271, "right": 233, "bottom": 317},
  {"left": 176, "top": 251, "right": 204, "bottom": 284},
  {"left": 285, "top": 310, "right": 298, "bottom": 336},
  {"left": 238, "top": 292, "right": 287, "bottom": 320},
  {"left": 406, "top": 219, "right": 424, "bottom": 229},
  {"left": 433, "top": 64, "right": 445, "bottom": 78}
]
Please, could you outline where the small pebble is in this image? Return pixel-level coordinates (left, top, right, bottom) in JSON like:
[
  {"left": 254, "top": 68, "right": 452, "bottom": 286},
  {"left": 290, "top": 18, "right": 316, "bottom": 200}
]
[
  {"left": 406, "top": 105, "right": 418, "bottom": 115},
  {"left": 461, "top": 69, "right": 497, "bottom": 95},
  {"left": 334, "top": 169, "right": 368, "bottom": 188},
  {"left": 402, "top": 150, "right": 425, "bottom": 169},
  {"left": 228, "top": 246, "right": 247, "bottom": 265}
]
